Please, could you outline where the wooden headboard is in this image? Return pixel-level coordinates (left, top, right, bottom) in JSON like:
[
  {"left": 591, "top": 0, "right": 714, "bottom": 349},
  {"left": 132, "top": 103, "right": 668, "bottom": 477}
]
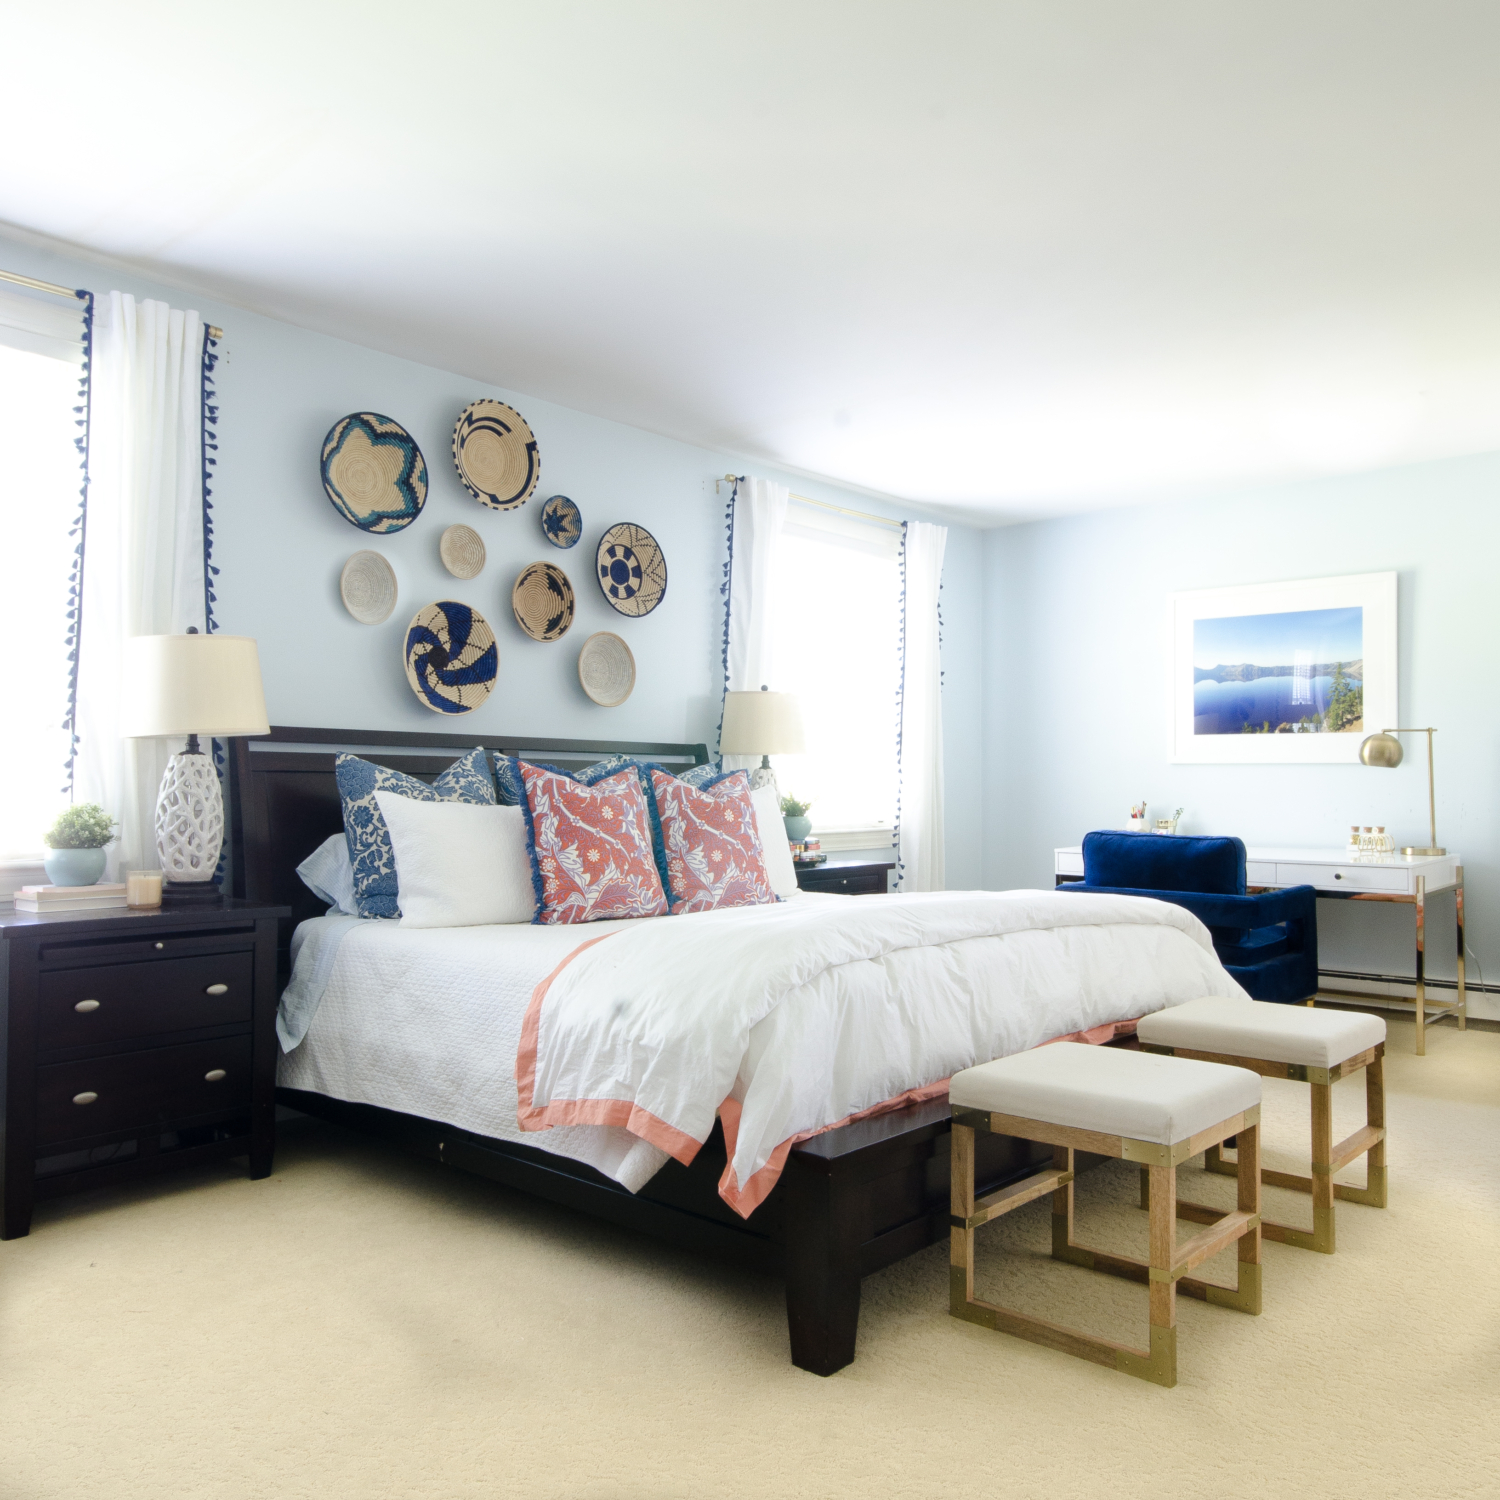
[{"left": 229, "top": 725, "right": 710, "bottom": 953}]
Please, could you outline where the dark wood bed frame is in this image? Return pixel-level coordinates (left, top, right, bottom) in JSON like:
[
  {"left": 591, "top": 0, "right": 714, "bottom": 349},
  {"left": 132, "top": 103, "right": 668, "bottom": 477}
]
[{"left": 230, "top": 725, "right": 1045, "bottom": 1376}]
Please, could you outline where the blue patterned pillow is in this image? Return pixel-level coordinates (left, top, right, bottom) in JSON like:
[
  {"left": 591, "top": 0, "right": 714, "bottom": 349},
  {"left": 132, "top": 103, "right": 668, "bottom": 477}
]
[
  {"left": 336, "top": 747, "right": 495, "bottom": 919},
  {"left": 491, "top": 752, "right": 709, "bottom": 806}
]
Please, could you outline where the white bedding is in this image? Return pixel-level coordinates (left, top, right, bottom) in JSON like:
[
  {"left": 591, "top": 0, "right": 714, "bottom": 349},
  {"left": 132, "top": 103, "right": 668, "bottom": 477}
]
[{"left": 279, "top": 888, "right": 1243, "bottom": 1208}]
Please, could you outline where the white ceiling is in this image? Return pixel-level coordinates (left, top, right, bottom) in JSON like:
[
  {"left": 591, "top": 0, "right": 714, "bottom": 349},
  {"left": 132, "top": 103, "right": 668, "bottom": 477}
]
[{"left": 6, "top": 2, "right": 1500, "bottom": 523}]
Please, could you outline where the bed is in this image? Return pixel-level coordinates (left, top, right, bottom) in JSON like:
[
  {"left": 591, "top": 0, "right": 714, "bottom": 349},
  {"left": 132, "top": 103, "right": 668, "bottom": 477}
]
[{"left": 230, "top": 725, "right": 1240, "bottom": 1375}]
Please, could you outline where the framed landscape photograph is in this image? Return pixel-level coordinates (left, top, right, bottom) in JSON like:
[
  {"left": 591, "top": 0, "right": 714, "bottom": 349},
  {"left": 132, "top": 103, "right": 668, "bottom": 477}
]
[{"left": 1171, "top": 571, "right": 1397, "bottom": 763}]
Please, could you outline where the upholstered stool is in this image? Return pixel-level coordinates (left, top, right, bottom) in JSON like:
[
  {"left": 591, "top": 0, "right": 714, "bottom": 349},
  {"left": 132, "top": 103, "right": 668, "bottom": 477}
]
[
  {"left": 1136, "top": 997, "right": 1386, "bottom": 1255},
  {"left": 949, "top": 1041, "right": 1262, "bottom": 1388}
]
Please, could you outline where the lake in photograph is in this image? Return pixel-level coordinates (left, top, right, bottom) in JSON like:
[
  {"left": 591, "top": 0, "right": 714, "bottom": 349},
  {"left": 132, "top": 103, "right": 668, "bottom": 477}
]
[{"left": 1192, "top": 604, "right": 1363, "bottom": 735}]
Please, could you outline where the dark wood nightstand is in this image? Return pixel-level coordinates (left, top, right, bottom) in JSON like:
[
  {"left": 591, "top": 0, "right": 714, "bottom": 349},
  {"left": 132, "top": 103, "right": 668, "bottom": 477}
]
[
  {"left": 0, "top": 899, "right": 288, "bottom": 1239},
  {"left": 794, "top": 859, "right": 895, "bottom": 895}
]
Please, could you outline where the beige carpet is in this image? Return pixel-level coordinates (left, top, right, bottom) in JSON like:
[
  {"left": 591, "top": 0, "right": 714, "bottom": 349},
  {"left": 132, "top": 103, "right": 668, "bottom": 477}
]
[{"left": 3, "top": 1014, "right": 1498, "bottom": 1500}]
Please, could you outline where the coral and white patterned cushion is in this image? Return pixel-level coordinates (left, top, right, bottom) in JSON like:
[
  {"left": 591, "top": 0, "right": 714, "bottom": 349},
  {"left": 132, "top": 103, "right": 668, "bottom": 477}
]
[
  {"left": 493, "top": 751, "right": 719, "bottom": 807},
  {"left": 517, "top": 762, "right": 669, "bottom": 924},
  {"left": 335, "top": 747, "right": 495, "bottom": 920},
  {"left": 647, "top": 768, "right": 778, "bottom": 915}
]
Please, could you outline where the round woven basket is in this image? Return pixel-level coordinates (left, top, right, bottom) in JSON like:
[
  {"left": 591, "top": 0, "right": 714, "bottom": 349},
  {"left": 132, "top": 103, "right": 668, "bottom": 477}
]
[
  {"left": 403, "top": 601, "right": 498, "bottom": 715},
  {"left": 596, "top": 521, "right": 667, "bottom": 617},
  {"left": 577, "top": 631, "right": 636, "bottom": 707},
  {"left": 439, "top": 524, "right": 486, "bottom": 579},
  {"left": 452, "top": 399, "right": 540, "bottom": 511},
  {"left": 511, "top": 562, "right": 575, "bottom": 642},
  {"left": 321, "top": 412, "right": 427, "bottom": 532},
  {"left": 339, "top": 550, "right": 397, "bottom": 624},
  {"left": 541, "top": 494, "right": 582, "bottom": 549}
]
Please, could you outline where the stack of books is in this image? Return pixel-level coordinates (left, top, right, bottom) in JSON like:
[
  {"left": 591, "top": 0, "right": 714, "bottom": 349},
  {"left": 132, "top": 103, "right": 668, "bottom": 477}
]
[{"left": 14, "top": 883, "right": 129, "bottom": 913}]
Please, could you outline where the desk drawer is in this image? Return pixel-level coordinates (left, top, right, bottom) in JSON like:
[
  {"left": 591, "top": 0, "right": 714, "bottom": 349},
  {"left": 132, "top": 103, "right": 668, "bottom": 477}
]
[
  {"left": 796, "top": 869, "right": 889, "bottom": 895},
  {"left": 1277, "top": 862, "right": 1409, "bottom": 894},
  {"left": 35, "top": 1035, "right": 253, "bottom": 1148},
  {"left": 38, "top": 952, "right": 254, "bottom": 1050}
]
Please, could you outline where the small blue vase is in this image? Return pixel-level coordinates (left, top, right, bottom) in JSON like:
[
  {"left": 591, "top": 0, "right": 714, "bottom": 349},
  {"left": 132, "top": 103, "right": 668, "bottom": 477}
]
[
  {"left": 783, "top": 816, "right": 812, "bottom": 843},
  {"left": 44, "top": 847, "right": 107, "bottom": 887}
]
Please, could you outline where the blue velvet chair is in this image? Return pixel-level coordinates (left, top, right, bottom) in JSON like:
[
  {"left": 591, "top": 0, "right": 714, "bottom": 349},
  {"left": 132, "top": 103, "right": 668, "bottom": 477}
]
[{"left": 1058, "top": 831, "right": 1318, "bottom": 1004}]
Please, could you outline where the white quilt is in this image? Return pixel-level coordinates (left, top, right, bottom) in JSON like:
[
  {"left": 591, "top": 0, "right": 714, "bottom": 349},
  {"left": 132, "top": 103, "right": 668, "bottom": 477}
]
[
  {"left": 279, "top": 889, "right": 1242, "bottom": 1213},
  {"left": 519, "top": 888, "right": 1243, "bottom": 1214}
]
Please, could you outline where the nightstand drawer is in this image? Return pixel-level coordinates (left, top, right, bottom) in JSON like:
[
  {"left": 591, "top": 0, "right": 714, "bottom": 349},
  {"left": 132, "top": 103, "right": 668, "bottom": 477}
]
[
  {"left": 35, "top": 1035, "right": 254, "bottom": 1147},
  {"left": 38, "top": 952, "right": 254, "bottom": 1049},
  {"left": 797, "top": 869, "right": 890, "bottom": 895}
]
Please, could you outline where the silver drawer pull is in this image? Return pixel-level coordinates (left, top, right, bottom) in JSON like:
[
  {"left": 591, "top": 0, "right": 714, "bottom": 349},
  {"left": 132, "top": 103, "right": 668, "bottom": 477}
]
[
  {"left": 204, "top": 1068, "right": 227, "bottom": 1083},
  {"left": 204, "top": 983, "right": 229, "bottom": 996},
  {"left": 74, "top": 999, "right": 101, "bottom": 1013},
  {"left": 73, "top": 1091, "right": 98, "bottom": 1106}
]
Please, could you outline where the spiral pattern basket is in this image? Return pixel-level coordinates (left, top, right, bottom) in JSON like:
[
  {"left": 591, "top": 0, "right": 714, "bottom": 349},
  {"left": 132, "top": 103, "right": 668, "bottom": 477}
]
[{"left": 403, "top": 601, "right": 498, "bottom": 714}]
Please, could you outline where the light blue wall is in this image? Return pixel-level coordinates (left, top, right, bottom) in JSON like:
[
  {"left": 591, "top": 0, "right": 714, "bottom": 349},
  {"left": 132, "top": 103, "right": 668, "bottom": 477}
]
[
  {"left": 0, "top": 233, "right": 985, "bottom": 885},
  {"left": 983, "top": 459, "right": 1500, "bottom": 1013}
]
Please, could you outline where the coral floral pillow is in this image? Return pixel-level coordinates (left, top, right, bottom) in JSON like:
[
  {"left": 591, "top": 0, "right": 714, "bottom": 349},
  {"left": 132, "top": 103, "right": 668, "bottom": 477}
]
[
  {"left": 517, "top": 762, "right": 668, "bottom": 924},
  {"left": 648, "top": 768, "right": 778, "bottom": 915}
]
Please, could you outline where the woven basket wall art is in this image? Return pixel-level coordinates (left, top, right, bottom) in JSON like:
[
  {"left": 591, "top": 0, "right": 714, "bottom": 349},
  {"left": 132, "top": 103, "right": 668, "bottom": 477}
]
[
  {"left": 403, "top": 601, "right": 498, "bottom": 714},
  {"left": 439, "top": 523, "right": 486, "bottom": 579},
  {"left": 541, "top": 494, "right": 582, "bottom": 549},
  {"left": 321, "top": 412, "right": 428, "bottom": 532},
  {"left": 452, "top": 399, "right": 540, "bottom": 511},
  {"left": 577, "top": 631, "right": 636, "bottom": 707},
  {"left": 339, "top": 550, "right": 398, "bottom": 624},
  {"left": 511, "top": 562, "right": 575, "bottom": 642},
  {"left": 596, "top": 522, "right": 667, "bottom": 617}
]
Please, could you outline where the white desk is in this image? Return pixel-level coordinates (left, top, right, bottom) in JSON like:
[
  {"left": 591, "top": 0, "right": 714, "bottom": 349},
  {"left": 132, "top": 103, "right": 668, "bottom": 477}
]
[{"left": 1054, "top": 844, "right": 1465, "bottom": 1055}]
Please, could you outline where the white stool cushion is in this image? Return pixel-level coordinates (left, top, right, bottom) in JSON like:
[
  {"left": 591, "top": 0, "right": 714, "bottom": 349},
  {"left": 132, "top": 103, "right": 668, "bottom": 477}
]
[
  {"left": 949, "top": 1041, "right": 1260, "bottom": 1146},
  {"left": 1137, "top": 996, "right": 1385, "bottom": 1069}
]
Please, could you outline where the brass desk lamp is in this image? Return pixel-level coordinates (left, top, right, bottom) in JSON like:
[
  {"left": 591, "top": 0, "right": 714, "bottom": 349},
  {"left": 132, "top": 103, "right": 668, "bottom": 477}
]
[{"left": 1358, "top": 727, "right": 1444, "bottom": 856}]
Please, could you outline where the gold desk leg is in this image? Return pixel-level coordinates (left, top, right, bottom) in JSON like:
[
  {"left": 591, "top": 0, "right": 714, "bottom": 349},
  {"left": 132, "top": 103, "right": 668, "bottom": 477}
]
[
  {"left": 1456, "top": 865, "right": 1467, "bottom": 1032},
  {"left": 1414, "top": 876, "right": 1427, "bottom": 1057}
]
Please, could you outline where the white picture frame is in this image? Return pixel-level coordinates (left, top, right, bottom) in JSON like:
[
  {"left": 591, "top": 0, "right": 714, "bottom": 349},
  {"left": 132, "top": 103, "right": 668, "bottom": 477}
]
[{"left": 1171, "top": 571, "right": 1397, "bottom": 764}]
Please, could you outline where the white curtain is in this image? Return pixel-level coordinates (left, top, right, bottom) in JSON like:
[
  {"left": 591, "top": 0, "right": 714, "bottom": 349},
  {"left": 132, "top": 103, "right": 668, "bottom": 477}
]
[
  {"left": 721, "top": 475, "right": 789, "bottom": 772},
  {"left": 74, "top": 292, "right": 207, "bottom": 879},
  {"left": 897, "top": 520, "right": 947, "bottom": 892}
]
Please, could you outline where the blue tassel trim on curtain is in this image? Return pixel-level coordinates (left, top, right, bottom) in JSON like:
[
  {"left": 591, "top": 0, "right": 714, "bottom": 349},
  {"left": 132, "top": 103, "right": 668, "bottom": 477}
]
[
  {"left": 60, "top": 289, "right": 94, "bottom": 798},
  {"left": 714, "top": 476, "right": 741, "bottom": 757},
  {"left": 892, "top": 521, "right": 909, "bottom": 886},
  {"left": 201, "top": 323, "right": 229, "bottom": 887}
]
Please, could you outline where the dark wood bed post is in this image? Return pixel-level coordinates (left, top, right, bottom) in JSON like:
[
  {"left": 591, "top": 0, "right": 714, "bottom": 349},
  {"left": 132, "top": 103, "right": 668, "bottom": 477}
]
[{"left": 232, "top": 727, "right": 1049, "bottom": 1377}]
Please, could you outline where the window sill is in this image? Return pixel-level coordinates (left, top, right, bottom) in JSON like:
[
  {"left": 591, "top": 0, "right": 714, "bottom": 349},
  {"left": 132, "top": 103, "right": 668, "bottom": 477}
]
[
  {"left": 0, "top": 856, "right": 46, "bottom": 907},
  {"left": 810, "top": 827, "right": 896, "bottom": 853}
]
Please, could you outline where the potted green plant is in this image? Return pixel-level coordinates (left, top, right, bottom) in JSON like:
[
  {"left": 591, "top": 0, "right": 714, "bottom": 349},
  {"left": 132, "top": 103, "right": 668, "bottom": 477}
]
[
  {"left": 42, "top": 803, "right": 116, "bottom": 887},
  {"left": 780, "top": 793, "right": 813, "bottom": 843}
]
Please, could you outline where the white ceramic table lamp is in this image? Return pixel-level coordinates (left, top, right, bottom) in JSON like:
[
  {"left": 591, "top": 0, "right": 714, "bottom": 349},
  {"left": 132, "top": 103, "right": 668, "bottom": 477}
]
[
  {"left": 719, "top": 686, "right": 805, "bottom": 792},
  {"left": 123, "top": 631, "right": 270, "bottom": 904}
]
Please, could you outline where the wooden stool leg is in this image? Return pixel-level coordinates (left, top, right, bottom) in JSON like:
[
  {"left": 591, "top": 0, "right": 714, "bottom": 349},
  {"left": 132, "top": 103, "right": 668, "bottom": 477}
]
[
  {"left": 949, "top": 1122, "right": 976, "bottom": 1313},
  {"left": 1051, "top": 1146, "right": 1078, "bottom": 1261},
  {"left": 1335, "top": 1052, "right": 1388, "bottom": 1209},
  {"left": 1231, "top": 1122, "right": 1263, "bottom": 1313},
  {"left": 1117, "top": 1162, "right": 1177, "bottom": 1387}
]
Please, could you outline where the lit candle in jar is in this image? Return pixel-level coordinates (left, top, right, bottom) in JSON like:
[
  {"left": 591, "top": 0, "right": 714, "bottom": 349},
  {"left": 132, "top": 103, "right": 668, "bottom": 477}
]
[{"left": 127, "top": 870, "right": 163, "bottom": 908}]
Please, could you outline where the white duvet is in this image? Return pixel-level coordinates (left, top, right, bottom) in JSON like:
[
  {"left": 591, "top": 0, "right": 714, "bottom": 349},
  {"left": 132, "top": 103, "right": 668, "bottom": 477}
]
[{"left": 281, "top": 888, "right": 1243, "bottom": 1214}]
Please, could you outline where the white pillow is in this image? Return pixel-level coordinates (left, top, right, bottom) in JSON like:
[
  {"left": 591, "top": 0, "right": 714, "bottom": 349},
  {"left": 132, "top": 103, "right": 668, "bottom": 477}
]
[
  {"left": 296, "top": 833, "right": 359, "bottom": 915},
  {"left": 751, "top": 783, "right": 799, "bottom": 899},
  {"left": 374, "top": 792, "right": 536, "bottom": 927}
]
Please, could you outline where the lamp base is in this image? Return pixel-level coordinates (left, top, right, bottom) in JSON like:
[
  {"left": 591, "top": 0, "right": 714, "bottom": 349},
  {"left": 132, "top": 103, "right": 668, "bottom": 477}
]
[
  {"left": 155, "top": 747, "right": 225, "bottom": 886},
  {"left": 1401, "top": 846, "right": 1446, "bottom": 857},
  {"left": 162, "top": 878, "right": 224, "bottom": 907}
]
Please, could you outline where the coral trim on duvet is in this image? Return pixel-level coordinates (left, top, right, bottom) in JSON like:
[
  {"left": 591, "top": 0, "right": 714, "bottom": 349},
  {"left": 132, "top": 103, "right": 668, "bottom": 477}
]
[{"left": 516, "top": 929, "right": 1141, "bottom": 1216}]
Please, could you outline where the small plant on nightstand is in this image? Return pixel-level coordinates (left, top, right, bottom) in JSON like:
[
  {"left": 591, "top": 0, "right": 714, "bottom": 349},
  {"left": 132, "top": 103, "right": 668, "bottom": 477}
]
[
  {"left": 781, "top": 794, "right": 813, "bottom": 843},
  {"left": 42, "top": 803, "right": 116, "bottom": 887}
]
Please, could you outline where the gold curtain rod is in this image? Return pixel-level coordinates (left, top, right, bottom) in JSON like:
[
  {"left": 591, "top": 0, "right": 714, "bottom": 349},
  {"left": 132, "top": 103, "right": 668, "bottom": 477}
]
[
  {"left": 720, "top": 474, "right": 904, "bottom": 532},
  {"left": 0, "top": 267, "right": 223, "bottom": 339}
]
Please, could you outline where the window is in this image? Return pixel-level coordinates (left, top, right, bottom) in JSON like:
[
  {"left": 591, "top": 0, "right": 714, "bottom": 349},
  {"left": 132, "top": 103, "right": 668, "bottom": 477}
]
[
  {"left": 769, "top": 501, "right": 902, "bottom": 840},
  {"left": 0, "top": 284, "right": 87, "bottom": 864}
]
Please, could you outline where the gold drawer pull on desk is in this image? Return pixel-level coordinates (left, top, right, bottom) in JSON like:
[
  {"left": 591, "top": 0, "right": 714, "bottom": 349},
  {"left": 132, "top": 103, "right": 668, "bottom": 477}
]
[
  {"left": 72, "top": 1091, "right": 98, "bottom": 1106},
  {"left": 204, "top": 983, "right": 229, "bottom": 996},
  {"left": 74, "top": 999, "right": 100, "bottom": 1013},
  {"left": 204, "top": 1069, "right": 227, "bottom": 1083}
]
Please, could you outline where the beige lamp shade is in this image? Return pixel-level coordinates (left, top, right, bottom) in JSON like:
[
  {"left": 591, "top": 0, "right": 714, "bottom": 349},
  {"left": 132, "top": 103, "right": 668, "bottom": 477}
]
[
  {"left": 720, "top": 689, "right": 805, "bottom": 755},
  {"left": 122, "top": 633, "right": 271, "bottom": 738}
]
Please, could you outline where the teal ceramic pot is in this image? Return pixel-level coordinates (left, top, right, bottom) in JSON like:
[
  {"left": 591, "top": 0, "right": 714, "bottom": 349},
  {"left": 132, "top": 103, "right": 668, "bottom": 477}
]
[
  {"left": 44, "top": 847, "right": 107, "bottom": 887},
  {"left": 783, "top": 815, "right": 812, "bottom": 843}
]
